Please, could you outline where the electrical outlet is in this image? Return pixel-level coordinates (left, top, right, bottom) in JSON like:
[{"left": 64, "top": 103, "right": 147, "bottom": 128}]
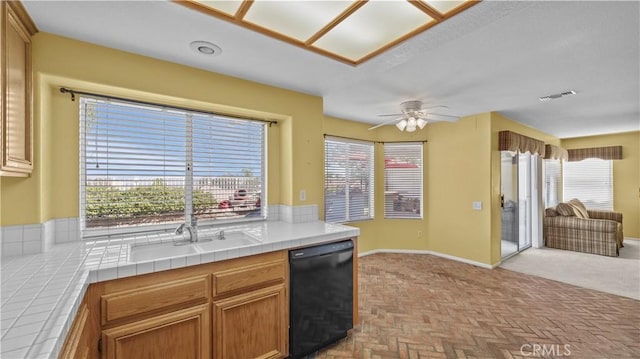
[
  {"left": 299, "top": 189, "right": 306, "bottom": 201},
  {"left": 417, "top": 230, "right": 423, "bottom": 238}
]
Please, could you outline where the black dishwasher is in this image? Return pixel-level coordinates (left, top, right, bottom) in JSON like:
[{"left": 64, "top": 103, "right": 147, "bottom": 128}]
[{"left": 289, "top": 240, "right": 354, "bottom": 359}]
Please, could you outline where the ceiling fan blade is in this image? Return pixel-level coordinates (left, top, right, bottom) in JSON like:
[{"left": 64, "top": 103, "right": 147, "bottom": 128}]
[
  {"left": 421, "top": 105, "right": 449, "bottom": 110},
  {"left": 425, "top": 113, "right": 459, "bottom": 122},
  {"left": 368, "top": 117, "right": 402, "bottom": 130},
  {"left": 426, "top": 113, "right": 459, "bottom": 118},
  {"left": 377, "top": 113, "right": 403, "bottom": 117}
]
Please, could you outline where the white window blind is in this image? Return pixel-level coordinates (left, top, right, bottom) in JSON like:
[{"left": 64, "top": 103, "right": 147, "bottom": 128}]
[
  {"left": 80, "top": 97, "right": 266, "bottom": 236},
  {"left": 324, "top": 137, "right": 374, "bottom": 223},
  {"left": 384, "top": 143, "right": 423, "bottom": 218},
  {"left": 563, "top": 158, "right": 613, "bottom": 210},
  {"left": 544, "top": 159, "right": 561, "bottom": 207}
]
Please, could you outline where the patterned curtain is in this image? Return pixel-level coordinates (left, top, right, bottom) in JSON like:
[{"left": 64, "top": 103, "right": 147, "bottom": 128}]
[
  {"left": 543, "top": 144, "right": 568, "bottom": 161},
  {"left": 498, "top": 130, "right": 545, "bottom": 156},
  {"left": 567, "top": 146, "right": 623, "bottom": 161}
]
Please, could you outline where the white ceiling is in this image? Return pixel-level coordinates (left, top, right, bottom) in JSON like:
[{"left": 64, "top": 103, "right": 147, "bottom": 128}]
[{"left": 22, "top": 1, "right": 640, "bottom": 139}]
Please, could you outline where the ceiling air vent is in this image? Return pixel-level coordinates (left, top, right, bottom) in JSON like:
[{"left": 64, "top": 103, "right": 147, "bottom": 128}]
[{"left": 539, "top": 90, "right": 577, "bottom": 102}]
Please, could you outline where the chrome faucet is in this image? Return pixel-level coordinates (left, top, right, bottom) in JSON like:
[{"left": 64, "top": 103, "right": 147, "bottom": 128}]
[
  {"left": 190, "top": 214, "right": 198, "bottom": 242},
  {"left": 218, "top": 230, "right": 225, "bottom": 240},
  {"left": 175, "top": 215, "right": 198, "bottom": 243}
]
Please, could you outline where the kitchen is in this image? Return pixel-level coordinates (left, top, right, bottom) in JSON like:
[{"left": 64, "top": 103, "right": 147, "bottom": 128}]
[
  {"left": 2, "top": 1, "right": 639, "bottom": 358},
  {"left": 1, "top": 2, "right": 366, "bottom": 357}
]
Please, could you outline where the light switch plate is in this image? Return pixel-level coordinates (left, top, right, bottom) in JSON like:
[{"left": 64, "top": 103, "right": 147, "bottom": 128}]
[
  {"left": 473, "top": 201, "right": 482, "bottom": 210},
  {"left": 299, "top": 189, "right": 306, "bottom": 201}
]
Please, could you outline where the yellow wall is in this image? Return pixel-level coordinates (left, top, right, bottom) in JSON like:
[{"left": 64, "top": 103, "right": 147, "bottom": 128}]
[
  {"left": 325, "top": 112, "right": 563, "bottom": 266},
  {"left": 324, "top": 114, "right": 499, "bottom": 265},
  {"left": 4, "top": 32, "right": 632, "bottom": 265},
  {"left": 1, "top": 32, "right": 324, "bottom": 225},
  {"left": 424, "top": 114, "right": 495, "bottom": 264},
  {"left": 322, "top": 116, "right": 431, "bottom": 254},
  {"left": 561, "top": 131, "right": 640, "bottom": 238}
]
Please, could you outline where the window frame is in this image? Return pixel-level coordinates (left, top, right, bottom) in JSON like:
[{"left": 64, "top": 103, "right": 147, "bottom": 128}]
[
  {"left": 324, "top": 136, "right": 375, "bottom": 223},
  {"left": 383, "top": 142, "right": 423, "bottom": 219},
  {"left": 562, "top": 158, "right": 613, "bottom": 211},
  {"left": 543, "top": 159, "right": 561, "bottom": 208},
  {"left": 79, "top": 96, "right": 268, "bottom": 239}
]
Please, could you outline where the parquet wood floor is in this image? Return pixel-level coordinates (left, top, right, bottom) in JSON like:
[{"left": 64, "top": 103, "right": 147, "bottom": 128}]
[{"left": 312, "top": 253, "right": 640, "bottom": 359}]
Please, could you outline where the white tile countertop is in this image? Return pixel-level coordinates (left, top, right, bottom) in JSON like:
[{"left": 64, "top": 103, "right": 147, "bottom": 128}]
[{"left": 0, "top": 220, "right": 359, "bottom": 359}]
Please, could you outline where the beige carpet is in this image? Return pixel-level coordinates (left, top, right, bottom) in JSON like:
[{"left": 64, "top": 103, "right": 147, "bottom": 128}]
[{"left": 500, "top": 238, "right": 640, "bottom": 300}]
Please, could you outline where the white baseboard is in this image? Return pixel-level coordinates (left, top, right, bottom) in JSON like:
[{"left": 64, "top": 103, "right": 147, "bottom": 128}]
[
  {"left": 358, "top": 249, "right": 430, "bottom": 257},
  {"left": 358, "top": 249, "right": 498, "bottom": 269}
]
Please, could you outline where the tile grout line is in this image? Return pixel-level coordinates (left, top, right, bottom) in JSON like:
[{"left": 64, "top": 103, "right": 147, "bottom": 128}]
[
  {"left": 25, "top": 246, "right": 92, "bottom": 357},
  {"left": 0, "top": 246, "right": 82, "bottom": 352},
  {"left": 0, "top": 255, "right": 51, "bottom": 339}
]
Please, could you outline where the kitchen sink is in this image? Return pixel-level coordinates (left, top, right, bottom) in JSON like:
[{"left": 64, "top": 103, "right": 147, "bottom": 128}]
[
  {"left": 196, "top": 231, "right": 259, "bottom": 251},
  {"left": 128, "top": 231, "right": 260, "bottom": 262},
  {"left": 129, "top": 241, "right": 200, "bottom": 262}
]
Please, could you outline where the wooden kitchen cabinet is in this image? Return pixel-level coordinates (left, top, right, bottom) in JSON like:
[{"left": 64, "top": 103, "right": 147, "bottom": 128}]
[
  {"left": 58, "top": 285, "right": 101, "bottom": 359},
  {"left": 213, "top": 284, "right": 288, "bottom": 359},
  {"left": 58, "top": 299, "right": 91, "bottom": 359},
  {"left": 59, "top": 250, "right": 290, "bottom": 359},
  {"left": 97, "top": 274, "right": 211, "bottom": 359},
  {"left": 99, "top": 275, "right": 210, "bottom": 327},
  {"left": 102, "top": 304, "right": 210, "bottom": 359},
  {"left": 211, "top": 254, "right": 288, "bottom": 359},
  {"left": 1, "top": 1, "right": 36, "bottom": 176}
]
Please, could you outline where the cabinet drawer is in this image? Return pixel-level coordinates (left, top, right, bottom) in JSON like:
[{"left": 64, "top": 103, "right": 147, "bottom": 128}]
[
  {"left": 213, "top": 260, "right": 285, "bottom": 297},
  {"left": 101, "top": 275, "right": 209, "bottom": 326}
]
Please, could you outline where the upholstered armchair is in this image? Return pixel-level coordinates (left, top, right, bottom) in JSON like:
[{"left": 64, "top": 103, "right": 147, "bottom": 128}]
[{"left": 543, "top": 199, "right": 624, "bottom": 257}]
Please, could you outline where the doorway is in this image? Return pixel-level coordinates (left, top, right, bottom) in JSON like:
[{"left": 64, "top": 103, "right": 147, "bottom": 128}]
[{"left": 501, "top": 151, "right": 541, "bottom": 259}]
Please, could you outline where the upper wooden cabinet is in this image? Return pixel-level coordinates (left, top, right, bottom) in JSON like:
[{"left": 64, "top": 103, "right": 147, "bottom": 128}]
[{"left": 1, "top": 1, "right": 36, "bottom": 177}]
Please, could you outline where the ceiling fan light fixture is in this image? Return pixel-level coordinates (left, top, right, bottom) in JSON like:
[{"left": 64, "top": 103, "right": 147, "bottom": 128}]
[
  {"left": 406, "top": 117, "right": 417, "bottom": 132},
  {"left": 369, "top": 100, "right": 457, "bottom": 132},
  {"left": 396, "top": 119, "right": 408, "bottom": 131}
]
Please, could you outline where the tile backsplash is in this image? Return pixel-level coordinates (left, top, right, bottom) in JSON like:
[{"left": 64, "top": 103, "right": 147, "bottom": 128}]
[
  {"left": 1, "top": 218, "right": 80, "bottom": 257},
  {"left": 277, "top": 204, "right": 319, "bottom": 224},
  {"left": 0, "top": 205, "right": 319, "bottom": 258}
]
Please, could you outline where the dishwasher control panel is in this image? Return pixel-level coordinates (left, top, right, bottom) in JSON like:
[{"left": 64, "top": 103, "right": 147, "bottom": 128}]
[{"left": 289, "top": 239, "right": 354, "bottom": 259}]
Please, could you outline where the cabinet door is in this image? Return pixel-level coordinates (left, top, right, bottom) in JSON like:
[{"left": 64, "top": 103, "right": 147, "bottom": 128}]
[
  {"left": 1, "top": 2, "right": 34, "bottom": 176},
  {"left": 102, "top": 304, "right": 210, "bottom": 359},
  {"left": 213, "top": 284, "right": 287, "bottom": 359},
  {"left": 59, "top": 302, "right": 91, "bottom": 359}
]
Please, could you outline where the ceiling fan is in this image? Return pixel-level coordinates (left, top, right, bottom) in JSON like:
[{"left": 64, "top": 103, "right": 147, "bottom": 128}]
[{"left": 368, "top": 100, "right": 459, "bottom": 132}]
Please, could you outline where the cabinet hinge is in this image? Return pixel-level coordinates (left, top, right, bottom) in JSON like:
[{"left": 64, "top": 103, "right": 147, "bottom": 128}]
[{"left": 98, "top": 338, "right": 102, "bottom": 353}]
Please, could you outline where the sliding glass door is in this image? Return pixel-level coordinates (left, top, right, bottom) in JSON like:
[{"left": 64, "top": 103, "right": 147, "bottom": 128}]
[
  {"left": 501, "top": 151, "right": 519, "bottom": 258},
  {"left": 501, "top": 151, "right": 541, "bottom": 259},
  {"left": 518, "top": 152, "right": 533, "bottom": 251}
]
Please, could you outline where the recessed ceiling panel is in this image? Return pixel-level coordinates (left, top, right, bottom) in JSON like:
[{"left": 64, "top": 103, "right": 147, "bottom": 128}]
[
  {"left": 312, "top": 0, "right": 434, "bottom": 62},
  {"left": 424, "top": 0, "right": 467, "bottom": 15},
  {"left": 244, "top": 0, "right": 355, "bottom": 42},
  {"left": 191, "top": 0, "right": 243, "bottom": 16},
  {"left": 178, "top": 0, "right": 478, "bottom": 64}
]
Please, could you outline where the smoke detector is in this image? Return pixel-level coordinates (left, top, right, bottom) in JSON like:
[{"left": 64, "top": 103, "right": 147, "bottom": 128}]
[{"left": 190, "top": 41, "right": 222, "bottom": 56}]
